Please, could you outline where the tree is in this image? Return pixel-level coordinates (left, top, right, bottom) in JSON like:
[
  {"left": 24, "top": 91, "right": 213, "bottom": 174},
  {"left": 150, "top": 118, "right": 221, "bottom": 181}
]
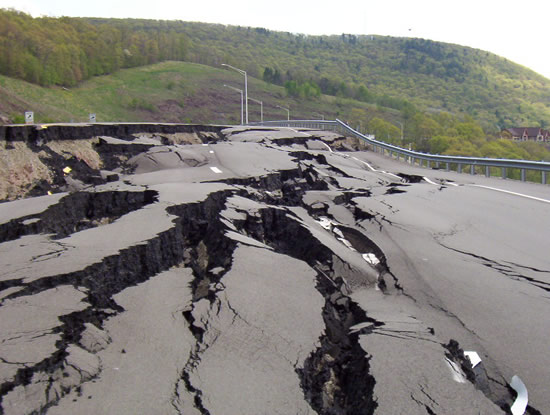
[
  {"left": 356, "top": 84, "right": 374, "bottom": 103},
  {"left": 428, "top": 135, "right": 452, "bottom": 154},
  {"left": 368, "top": 117, "right": 402, "bottom": 145}
]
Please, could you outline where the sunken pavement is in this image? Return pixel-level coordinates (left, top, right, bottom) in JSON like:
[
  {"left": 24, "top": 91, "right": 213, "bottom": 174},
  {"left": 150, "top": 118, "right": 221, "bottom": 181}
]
[{"left": 0, "top": 123, "right": 548, "bottom": 414}]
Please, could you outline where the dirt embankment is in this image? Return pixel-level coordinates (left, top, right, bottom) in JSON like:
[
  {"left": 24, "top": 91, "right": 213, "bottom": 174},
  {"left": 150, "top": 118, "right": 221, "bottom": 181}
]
[{"left": 0, "top": 124, "right": 225, "bottom": 201}]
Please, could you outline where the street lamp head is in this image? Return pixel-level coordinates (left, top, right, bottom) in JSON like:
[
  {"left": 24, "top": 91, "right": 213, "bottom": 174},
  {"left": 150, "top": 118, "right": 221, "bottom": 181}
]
[
  {"left": 276, "top": 105, "right": 290, "bottom": 121},
  {"left": 221, "top": 63, "right": 246, "bottom": 75}
]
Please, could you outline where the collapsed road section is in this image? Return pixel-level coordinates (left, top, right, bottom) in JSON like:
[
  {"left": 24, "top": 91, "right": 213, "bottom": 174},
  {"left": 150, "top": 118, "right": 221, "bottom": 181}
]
[{"left": 0, "top": 124, "right": 547, "bottom": 414}]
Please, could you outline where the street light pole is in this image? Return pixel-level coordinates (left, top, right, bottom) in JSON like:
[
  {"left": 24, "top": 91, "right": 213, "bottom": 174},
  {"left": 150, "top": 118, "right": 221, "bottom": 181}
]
[
  {"left": 222, "top": 64, "right": 248, "bottom": 124},
  {"left": 277, "top": 105, "right": 290, "bottom": 121},
  {"left": 248, "top": 97, "right": 263, "bottom": 123},
  {"left": 224, "top": 84, "right": 243, "bottom": 125}
]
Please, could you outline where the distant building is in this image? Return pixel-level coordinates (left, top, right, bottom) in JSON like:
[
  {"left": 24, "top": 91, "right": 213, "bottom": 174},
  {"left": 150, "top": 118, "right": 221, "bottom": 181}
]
[{"left": 501, "top": 127, "right": 550, "bottom": 142}]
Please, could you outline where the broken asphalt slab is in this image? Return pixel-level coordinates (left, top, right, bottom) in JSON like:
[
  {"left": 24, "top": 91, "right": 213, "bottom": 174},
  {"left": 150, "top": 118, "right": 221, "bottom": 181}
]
[{"left": 0, "top": 124, "right": 548, "bottom": 414}]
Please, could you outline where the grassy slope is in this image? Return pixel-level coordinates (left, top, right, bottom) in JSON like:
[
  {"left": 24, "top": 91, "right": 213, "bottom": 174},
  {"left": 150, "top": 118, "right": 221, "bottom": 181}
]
[
  {"left": 0, "top": 61, "right": 397, "bottom": 126},
  {"left": 171, "top": 23, "right": 550, "bottom": 129}
]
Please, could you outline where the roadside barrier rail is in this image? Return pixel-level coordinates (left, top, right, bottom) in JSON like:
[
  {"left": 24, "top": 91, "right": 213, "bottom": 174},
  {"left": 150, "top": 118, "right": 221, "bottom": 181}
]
[{"left": 256, "top": 119, "right": 550, "bottom": 184}]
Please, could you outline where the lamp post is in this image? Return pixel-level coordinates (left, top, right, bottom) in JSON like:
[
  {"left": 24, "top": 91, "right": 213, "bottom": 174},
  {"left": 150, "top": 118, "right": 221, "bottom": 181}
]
[
  {"left": 224, "top": 84, "right": 243, "bottom": 125},
  {"left": 248, "top": 97, "right": 263, "bottom": 123},
  {"left": 277, "top": 105, "right": 290, "bottom": 121},
  {"left": 222, "top": 64, "right": 248, "bottom": 124}
]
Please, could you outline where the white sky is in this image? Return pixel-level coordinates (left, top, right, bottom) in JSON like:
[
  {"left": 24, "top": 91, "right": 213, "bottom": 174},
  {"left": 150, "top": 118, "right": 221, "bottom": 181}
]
[{"left": 2, "top": 0, "right": 550, "bottom": 79}]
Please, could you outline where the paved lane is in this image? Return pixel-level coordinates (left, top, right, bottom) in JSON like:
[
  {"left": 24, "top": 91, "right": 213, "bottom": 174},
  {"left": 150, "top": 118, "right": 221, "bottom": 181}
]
[
  {"left": 0, "top": 125, "right": 547, "bottom": 414},
  {"left": 350, "top": 149, "right": 550, "bottom": 411}
]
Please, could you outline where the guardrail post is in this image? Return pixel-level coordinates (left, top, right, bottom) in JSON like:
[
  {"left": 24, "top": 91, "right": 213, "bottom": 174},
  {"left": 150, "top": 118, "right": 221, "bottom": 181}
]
[
  {"left": 501, "top": 167, "right": 506, "bottom": 179},
  {"left": 446, "top": 162, "right": 450, "bottom": 172},
  {"left": 458, "top": 164, "right": 462, "bottom": 174},
  {"left": 543, "top": 171, "right": 547, "bottom": 185},
  {"left": 470, "top": 164, "right": 475, "bottom": 175},
  {"left": 436, "top": 162, "right": 440, "bottom": 169},
  {"left": 427, "top": 160, "right": 431, "bottom": 169},
  {"left": 521, "top": 169, "right": 526, "bottom": 182},
  {"left": 485, "top": 166, "right": 490, "bottom": 177}
]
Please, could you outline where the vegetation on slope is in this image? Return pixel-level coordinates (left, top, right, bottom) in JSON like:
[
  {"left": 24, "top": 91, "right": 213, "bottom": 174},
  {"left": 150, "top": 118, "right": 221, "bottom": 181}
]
[
  {"left": 91, "top": 19, "right": 550, "bottom": 130},
  {"left": 2, "top": 9, "right": 550, "bottom": 131},
  {"left": 1, "top": 9, "right": 549, "bottom": 181},
  {"left": 1, "top": 60, "right": 549, "bottom": 172},
  {"left": 0, "top": 61, "right": 365, "bottom": 124},
  {"left": 0, "top": 9, "right": 188, "bottom": 86}
]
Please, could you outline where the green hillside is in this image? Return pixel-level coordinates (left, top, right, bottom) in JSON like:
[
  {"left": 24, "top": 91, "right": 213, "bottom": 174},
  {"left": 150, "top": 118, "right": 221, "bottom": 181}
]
[
  {"left": 170, "top": 22, "right": 550, "bottom": 131},
  {"left": 0, "top": 60, "right": 393, "bottom": 124},
  {"left": 1, "top": 9, "right": 550, "bottom": 175},
  {"left": 1, "top": 9, "right": 550, "bottom": 131},
  {"left": 2, "top": 60, "right": 550, "bottom": 176}
]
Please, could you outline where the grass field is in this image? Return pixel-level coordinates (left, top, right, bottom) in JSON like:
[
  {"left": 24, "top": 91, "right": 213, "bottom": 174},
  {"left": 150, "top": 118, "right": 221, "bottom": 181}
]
[{"left": 0, "top": 61, "right": 397, "bottom": 126}]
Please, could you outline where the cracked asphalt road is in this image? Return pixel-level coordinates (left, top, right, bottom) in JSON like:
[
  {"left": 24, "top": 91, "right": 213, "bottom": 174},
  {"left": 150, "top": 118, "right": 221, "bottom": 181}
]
[{"left": 0, "top": 125, "right": 548, "bottom": 414}]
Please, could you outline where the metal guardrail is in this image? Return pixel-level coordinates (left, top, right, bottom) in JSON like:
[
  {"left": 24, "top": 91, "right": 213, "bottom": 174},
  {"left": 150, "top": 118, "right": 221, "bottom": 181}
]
[{"left": 257, "top": 119, "right": 550, "bottom": 184}]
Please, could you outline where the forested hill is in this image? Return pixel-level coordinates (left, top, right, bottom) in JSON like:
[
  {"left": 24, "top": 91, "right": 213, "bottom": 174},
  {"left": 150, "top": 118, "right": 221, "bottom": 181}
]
[
  {"left": 0, "top": 10, "right": 188, "bottom": 86},
  {"left": 1, "top": 9, "right": 550, "bottom": 129},
  {"left": 164, "top": 22, "right": 550, "bottom": 130}
]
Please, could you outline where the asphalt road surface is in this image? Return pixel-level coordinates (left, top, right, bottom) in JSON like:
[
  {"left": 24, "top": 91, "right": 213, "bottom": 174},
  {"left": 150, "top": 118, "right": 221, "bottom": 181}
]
[{"left": 0, "top": 125, "right": 548, "bottom": 414}]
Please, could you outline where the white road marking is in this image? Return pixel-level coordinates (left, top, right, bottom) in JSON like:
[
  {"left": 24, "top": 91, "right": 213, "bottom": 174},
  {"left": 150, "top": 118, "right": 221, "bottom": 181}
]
[
  {"left": 202, "top": 144, "right": 209, "bottom": 146},
  {"left": 470, "top": 185, "right": 550, "bottom": 204},
  {"left": 210, "top": 167, "right": 223, "bottom": 174},
  {"left": 333, "top": 228, "right": 344, "bottom": 238},
  {"left": 352, "top": 156, "right": 402, "bottom": 179},
  {"left": 510, "top": 376, "right": 528, "bottom": 415},
  {"left": 382, "top": 171, "right": 401, "bottom": 180},
  {"left": 362, "top": 253, "right": 380, "bottom": 266},
  {"left": 349, "top": 322, "right": 374, "bottom": 334},
  {"left": 423, "top": 177, "right": 439, "bottom": 186},
  {"left": 320, "top": 142, "right": 333, "bottom": 153},
  {"left": 287, "top": 127, "right": 311, "bottom": 137},
  {"left": 209, "top": 150, "right": 214, "bottom": 154},
  {"left": 445, "top": 358, "right": 467, "bottom": 383},
  {"left": 445, "top": 181, "right": 459, "bottom": 187},
  {"left": 337, "top": 237, "right": 357, "bottom": 252},
  {"left": 352, "top": 156, "right": 377, "bottom": 172},
  {"left": 464, "top": 351, "right": 482, "bottom": 368}
]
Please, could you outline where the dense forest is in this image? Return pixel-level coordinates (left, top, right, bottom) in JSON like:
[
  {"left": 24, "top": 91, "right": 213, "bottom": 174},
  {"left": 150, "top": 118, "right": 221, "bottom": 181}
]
[
  {"left": 0, "top": 10, "right": 188, "bottom": 86},
  {"left": 175, "top": 22, "right": 550, "bottom": 130},
  {"left": 1, "top": 9, "right": 550, "bottom": 131}
]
